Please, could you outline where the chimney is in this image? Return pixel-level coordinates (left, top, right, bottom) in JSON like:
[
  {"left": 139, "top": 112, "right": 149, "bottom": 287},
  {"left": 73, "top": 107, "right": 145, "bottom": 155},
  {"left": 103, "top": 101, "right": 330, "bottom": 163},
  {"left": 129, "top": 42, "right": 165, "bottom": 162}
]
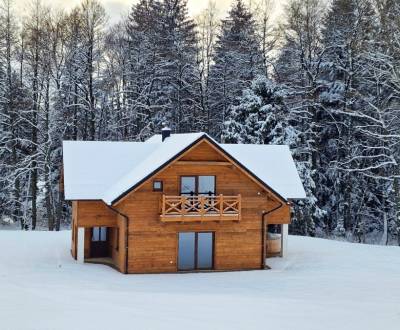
[{"left": 161, "top": 125, "right": 171, "bottom": 142}]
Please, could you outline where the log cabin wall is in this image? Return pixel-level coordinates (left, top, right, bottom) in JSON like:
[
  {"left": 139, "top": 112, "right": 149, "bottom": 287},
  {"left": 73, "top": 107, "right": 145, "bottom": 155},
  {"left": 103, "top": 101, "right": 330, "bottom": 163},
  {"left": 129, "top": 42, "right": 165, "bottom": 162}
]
[
  {"left": 115, "top": 140, "right": 291, "bottom": 274},
  {"left": 71, "top": 200, "right": 126, "bottom": 272}
]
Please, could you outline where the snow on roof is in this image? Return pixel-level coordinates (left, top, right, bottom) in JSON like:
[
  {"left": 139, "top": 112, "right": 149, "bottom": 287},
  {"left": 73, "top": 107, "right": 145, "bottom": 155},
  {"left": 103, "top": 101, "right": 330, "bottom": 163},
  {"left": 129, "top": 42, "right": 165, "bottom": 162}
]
[
  {"left": 62, "top": 141, "right": 158, "bottom": 200},
  {"left": 221, "top": 144, "right": 306, "bottom": 200},
  {"left": 63, "top": 133, "right": 306, "bottom": 204}
]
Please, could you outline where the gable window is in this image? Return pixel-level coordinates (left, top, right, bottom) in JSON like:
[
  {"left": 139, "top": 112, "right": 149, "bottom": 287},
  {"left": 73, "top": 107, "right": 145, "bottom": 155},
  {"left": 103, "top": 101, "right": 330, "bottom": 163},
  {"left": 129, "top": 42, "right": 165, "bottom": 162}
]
[
  {"left": 180, "top": 176, "right": 216, "bottom": 196},
  {"left": 153, "top": 180, "right": 163, "bottom": 192}
]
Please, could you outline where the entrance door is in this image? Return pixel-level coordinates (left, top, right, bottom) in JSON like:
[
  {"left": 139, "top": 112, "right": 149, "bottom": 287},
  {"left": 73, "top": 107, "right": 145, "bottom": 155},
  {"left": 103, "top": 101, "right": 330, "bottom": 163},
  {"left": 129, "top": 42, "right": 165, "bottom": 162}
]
[
  {"left": 90, "top": 227, "right": 110, "bottom": 258},
  {"left": 178, "top": 232, "right": 214, "bottom": 271}
]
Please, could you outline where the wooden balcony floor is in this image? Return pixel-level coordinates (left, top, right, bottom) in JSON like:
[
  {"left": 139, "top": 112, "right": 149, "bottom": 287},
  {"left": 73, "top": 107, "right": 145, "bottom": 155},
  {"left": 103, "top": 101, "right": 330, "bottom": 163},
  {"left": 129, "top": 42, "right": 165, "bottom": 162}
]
[{"left": 160, "top": 213, "right": 240, "bottom": 222}]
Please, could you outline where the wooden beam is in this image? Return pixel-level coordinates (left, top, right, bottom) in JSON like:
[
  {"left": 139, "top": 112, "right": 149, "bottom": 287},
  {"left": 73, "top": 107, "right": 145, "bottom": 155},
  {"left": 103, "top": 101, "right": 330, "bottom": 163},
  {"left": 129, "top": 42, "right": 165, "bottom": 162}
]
[{"left": 175, "top": 160, "right": 232, "bottom": 166}]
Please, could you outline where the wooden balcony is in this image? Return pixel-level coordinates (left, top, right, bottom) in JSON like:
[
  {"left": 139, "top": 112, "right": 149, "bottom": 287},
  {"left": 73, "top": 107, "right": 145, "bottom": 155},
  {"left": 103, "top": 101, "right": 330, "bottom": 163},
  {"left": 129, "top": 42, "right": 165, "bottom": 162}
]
[{"left": 160, "top": 195, "right": 241, "bottom": 222}]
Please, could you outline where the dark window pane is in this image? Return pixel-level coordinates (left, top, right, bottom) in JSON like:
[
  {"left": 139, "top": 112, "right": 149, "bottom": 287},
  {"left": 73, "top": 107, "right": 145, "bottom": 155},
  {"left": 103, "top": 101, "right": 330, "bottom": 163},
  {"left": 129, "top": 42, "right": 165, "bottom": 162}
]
[
  {"left": 92, "top": 227, "right": 100, "bottom": 241},
  {"left": 181, "top": 177, "right": 196, "bottom": 195},
  {"left": 197, "top": 233, "right": 213, "bottom": 269},
  {"left": 100, "top": 227, "right": 107, "bottom": 241},
  {"left": 178, "top": 232, "right": 195, "bottom": 270},
  {"left": 198, "top": 176, "right": 215, "bottom": 195}
]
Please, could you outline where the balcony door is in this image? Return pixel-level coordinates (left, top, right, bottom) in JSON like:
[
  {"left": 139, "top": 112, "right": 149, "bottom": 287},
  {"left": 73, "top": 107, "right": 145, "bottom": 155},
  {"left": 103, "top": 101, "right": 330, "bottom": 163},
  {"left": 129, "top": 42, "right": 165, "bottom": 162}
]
[
  {"left": 178, "top": 232, "right": 214, "bottom": 271},
  {"left": 181, "top": 176, "right": 216, "bottom": 196}
]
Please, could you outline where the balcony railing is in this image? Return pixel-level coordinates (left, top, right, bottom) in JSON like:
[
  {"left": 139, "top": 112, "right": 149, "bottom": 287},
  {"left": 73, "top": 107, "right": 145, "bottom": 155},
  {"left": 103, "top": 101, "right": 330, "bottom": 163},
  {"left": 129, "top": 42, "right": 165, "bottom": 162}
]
[{"left": 160, "top": 195, "right": 241, "bottom": 222}]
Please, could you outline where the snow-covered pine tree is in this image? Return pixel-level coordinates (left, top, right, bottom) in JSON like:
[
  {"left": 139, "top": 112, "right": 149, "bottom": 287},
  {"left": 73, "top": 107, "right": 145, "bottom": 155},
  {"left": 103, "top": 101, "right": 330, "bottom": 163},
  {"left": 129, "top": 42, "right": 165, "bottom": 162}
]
[
  {"left": 374, "top": 0, "right": 400, "bottom": 245},
  {"left": 125, "top": 0, "right": 201, "bottom": 136},
  {"left": 223, "top": 75, "right": 294, "bottom": 145},
  {"left": 319, "top": 0, "right": 398, "bottom": 242},
  {"left": 208, "top": 0, "right": 264, "bottom": 139},
  {"left": 275, "top": 0, "right": 327, "bottom": 236},
  {"left": 124, "top": 0, "right": 159, "bottom": 140}
]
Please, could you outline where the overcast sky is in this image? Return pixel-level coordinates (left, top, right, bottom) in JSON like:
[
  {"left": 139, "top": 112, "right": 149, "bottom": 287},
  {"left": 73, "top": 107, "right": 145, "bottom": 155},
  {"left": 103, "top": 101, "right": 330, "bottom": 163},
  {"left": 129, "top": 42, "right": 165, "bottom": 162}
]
[{"left": 13, "top": 0, "right": 285, "bottom": 24}]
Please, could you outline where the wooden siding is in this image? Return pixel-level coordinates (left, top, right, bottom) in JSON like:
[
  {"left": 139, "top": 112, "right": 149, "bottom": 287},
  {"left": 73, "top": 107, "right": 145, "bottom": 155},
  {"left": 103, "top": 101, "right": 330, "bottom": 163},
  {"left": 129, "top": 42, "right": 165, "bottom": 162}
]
[
  {"left": 115, "top": 140, "right": 291, "bottom": 273},
  {"left": 76, "top": 201, "right": 117, "bottom": 228},
  {"left": 179, "top": 141, "right": 227, "bottom": 162}
]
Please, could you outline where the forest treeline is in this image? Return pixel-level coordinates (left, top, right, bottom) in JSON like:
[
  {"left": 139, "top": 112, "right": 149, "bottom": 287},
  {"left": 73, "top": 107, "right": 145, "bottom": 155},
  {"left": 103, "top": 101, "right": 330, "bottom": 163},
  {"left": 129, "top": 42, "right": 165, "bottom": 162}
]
[{"left": 0, "top": 0, "right": 399, "bottom": 245}]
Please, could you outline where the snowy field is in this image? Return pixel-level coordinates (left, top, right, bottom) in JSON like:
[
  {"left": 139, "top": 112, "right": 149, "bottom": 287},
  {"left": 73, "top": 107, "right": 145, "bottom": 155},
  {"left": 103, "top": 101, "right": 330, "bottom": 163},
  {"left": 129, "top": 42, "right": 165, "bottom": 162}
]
[{"left": 0, "top": 231, "right": 399, "bottom": 330}]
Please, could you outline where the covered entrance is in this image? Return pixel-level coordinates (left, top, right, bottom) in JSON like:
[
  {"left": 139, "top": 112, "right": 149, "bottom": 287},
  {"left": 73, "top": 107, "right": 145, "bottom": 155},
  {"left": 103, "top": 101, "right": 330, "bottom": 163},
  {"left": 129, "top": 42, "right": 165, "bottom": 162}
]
[
  {"left": 178, "top": 232, "right": 214, "bottom": 271},
  {"left": 90, "top": 227, "right": 110, "bottom": 258}
]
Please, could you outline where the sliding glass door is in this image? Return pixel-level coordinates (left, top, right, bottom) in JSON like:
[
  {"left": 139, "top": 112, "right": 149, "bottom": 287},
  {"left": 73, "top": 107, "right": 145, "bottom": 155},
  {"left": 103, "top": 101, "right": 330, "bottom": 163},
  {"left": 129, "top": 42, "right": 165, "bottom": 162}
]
[{"left": 178, "top": 232, "right": 214, "bottom": 271}]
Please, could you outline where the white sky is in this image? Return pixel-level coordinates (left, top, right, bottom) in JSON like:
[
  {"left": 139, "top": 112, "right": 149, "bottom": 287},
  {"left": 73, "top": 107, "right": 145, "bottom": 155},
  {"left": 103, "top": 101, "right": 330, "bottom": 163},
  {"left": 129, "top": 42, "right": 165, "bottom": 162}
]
[{"left": 13, "top": 0, "right": 285, "bottom": 24}]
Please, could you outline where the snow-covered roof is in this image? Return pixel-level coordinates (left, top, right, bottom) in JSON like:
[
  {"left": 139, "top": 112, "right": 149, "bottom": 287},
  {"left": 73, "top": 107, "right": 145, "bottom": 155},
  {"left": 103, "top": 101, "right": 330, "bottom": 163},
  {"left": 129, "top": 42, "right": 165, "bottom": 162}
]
[
  {"left": 62, "top": 141, "right": 158, "bottom": 200},
  {"left": 63, "top": 133, "right": 306, "bottom": 205}
]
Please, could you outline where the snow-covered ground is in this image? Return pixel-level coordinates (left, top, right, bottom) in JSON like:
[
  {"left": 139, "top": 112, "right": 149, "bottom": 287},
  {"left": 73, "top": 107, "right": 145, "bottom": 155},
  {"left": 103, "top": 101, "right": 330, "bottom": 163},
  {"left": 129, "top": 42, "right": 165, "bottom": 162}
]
[{"left": 0, "top": 231, "right": 399, "bottom": 330}]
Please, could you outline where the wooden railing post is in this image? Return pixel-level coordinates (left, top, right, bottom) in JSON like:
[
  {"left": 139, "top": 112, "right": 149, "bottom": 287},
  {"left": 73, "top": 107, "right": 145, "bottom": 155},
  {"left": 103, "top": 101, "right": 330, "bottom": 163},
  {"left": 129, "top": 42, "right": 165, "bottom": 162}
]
[
  {"left": 181, "top": 196, "right": 187, "bottom": 215},
  {"left": 200, "top": 196, "right": 205, "bottom": 220},
  {"left": 162, "top": 194, "right": 166, "bottom": 217},
  {"left": 238, "top": 194, "right": 242, "bottom": 221},
  {"left": 219, "top": 194, "right": 223, "bottom": 217}
]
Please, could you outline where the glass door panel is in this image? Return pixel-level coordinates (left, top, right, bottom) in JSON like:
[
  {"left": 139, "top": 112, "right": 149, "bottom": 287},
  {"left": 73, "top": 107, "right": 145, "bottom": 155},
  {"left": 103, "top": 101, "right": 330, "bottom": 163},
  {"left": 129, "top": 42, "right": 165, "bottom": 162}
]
[
  {"left": 178, "top": 232, "right": 195, "bottom": 270},
  {"left": 197, "top": 233, "right": 214, "bottom": 269}
]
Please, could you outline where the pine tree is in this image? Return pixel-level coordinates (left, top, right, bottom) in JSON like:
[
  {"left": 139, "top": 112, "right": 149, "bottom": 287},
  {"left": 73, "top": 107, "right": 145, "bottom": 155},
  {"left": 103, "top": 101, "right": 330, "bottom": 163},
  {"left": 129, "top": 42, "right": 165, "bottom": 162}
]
[
  {"left": 208, "top": 0, "right": 264, "bottom": 139},
  {"left": 319, "top": 0, "right": 398, "bottom": 242},
  {"left": 125, "top": 0, "right": 200, "bottom": 136},
  {"left": 275, "top": 0, "right": 326, "bottom": 236},
  {"left": 223, "top": 75, "right": 293, "bottom": 145}
]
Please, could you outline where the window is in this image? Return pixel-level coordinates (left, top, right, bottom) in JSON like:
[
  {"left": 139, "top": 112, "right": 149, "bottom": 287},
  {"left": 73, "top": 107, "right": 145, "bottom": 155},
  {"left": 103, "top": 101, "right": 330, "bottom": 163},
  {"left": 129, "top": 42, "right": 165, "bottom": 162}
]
[
  {"left": 92, "top": 227, "right": 107, "bottom": 242},
  {"left": 180, "top": 176, "right": 216, "bottom": 196},
  {"left": 153, "top": 180, "right": 163, "bottom": 191},
  {"left": 181, "top": 176, "right": 196, "bottom": 195},
  {"left": 198, "top": 176, "right": 215, "bottom": 195}
]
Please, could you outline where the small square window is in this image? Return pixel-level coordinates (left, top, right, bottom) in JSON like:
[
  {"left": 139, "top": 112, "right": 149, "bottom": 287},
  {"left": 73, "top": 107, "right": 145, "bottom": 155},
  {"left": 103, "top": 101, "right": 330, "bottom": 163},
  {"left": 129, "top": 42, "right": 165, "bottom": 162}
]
[{"left": 153, "top": 180, "right": 163, "bottom": 191}]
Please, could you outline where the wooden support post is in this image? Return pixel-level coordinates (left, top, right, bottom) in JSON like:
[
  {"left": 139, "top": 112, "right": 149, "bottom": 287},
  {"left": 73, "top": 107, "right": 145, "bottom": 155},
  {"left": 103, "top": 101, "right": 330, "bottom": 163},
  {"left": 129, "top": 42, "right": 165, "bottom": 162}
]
[
  {"left": 281, "top": 224, "right": 288, "bottom": 258},
  {"left": 77, "top": 227, "right": 85, "bottom": 264}
]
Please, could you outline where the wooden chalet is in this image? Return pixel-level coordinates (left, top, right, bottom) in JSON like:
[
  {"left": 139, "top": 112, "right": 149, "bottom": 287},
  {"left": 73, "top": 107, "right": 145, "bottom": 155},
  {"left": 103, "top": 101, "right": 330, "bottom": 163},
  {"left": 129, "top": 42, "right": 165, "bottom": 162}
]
[{"left": 62, "top": 129, "right": 306, "bottom": 273}]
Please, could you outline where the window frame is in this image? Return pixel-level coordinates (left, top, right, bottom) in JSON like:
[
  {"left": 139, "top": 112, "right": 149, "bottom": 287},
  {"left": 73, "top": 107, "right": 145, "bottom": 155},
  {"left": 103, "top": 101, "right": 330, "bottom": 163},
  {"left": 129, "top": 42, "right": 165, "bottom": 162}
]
[
  {"left": 91, "top": 227, "right": 108, "bottom": 242},
  {"left": 153, "top": 180, "right": 163, "bottom": 192},
  {"left": 179, "top": 175, "right": 216, "bottom": 196}
]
